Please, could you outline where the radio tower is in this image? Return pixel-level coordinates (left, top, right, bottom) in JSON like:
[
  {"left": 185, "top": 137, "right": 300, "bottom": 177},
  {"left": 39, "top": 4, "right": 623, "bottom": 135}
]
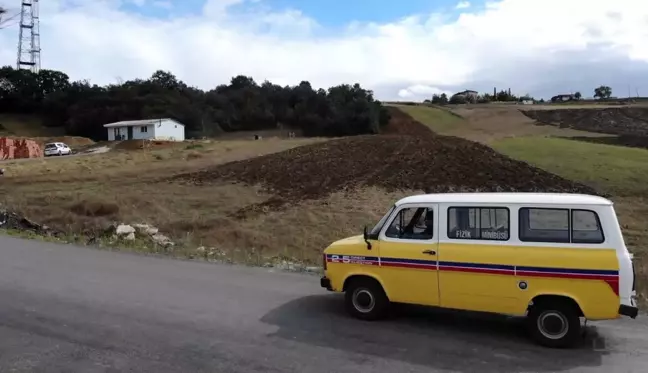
[{"left": 16, "top": 0, "right": 40, "bottom": 73}]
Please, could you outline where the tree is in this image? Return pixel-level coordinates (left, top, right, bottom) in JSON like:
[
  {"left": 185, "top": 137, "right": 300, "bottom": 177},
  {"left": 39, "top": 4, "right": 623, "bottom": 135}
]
[
  {"left": 478, "top": 93, "right": 492, "bottom": 103},
  {"left": 0, "top": 65, "right": 389, "bottom": 140},
  {"left": 431, "top": 93, "right": 448, "bottom": 105},
  {"left": 574, "top": 91, "right": 582, "bottom": 100},
  {"left": 594, "top": 86, "right": 612, "bottom": 99},
  {"left": 495, "top": 89, "right": 518, "bottom": 102}
]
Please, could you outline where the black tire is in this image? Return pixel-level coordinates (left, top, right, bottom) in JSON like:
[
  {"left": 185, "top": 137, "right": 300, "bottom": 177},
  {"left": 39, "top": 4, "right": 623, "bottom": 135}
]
[
  {"left": 527, "top": 299, "right": 581, "bottom": 348},
  {"left": 344, "top": 278, "right": 389, "bottom": 321}
]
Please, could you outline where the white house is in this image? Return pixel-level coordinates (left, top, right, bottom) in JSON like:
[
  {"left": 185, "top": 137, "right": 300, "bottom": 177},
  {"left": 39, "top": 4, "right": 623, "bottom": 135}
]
[{"left": 103, "top": 118, "right": 185, "bottom": 141}]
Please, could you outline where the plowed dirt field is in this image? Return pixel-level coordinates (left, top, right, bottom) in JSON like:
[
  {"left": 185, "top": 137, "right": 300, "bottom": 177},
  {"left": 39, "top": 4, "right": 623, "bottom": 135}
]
[{"left": 173, "top": 108, "right": 598, "bottom": 216}]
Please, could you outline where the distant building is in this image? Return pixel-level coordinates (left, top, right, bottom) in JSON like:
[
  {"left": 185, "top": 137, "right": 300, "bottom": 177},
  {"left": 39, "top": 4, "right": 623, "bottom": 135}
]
[
  {"left": 451, "top": 90, "right": 479, "bottom": 103},
  {"left": 103, "top": 118, "right": 185, "bottom": 142}
]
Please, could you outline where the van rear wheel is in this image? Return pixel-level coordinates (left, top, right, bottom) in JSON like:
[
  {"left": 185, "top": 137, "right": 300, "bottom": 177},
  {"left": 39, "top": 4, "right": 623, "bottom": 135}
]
[
  {"left": 527, "top": 300, "right": 581, "bottom": 348},
  {"left": 344, "top": 278, "right": 389, "bottom": 321}
]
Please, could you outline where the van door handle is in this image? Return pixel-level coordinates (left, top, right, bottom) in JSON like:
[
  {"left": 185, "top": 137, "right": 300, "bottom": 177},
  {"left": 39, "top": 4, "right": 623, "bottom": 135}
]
[{"left": 422, "top": 250, "right": 436, "bottom": 255}]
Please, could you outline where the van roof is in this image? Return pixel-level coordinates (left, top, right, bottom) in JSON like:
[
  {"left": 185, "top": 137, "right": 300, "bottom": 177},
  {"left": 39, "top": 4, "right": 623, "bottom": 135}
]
[{"left": 395, "top": 192, "right": 612, "bottom": 206}]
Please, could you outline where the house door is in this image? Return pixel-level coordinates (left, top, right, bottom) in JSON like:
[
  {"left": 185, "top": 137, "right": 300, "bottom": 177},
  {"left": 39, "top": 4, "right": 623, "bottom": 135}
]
[{"left": 127, "top": 126, "right": 133, "bottom": 140}]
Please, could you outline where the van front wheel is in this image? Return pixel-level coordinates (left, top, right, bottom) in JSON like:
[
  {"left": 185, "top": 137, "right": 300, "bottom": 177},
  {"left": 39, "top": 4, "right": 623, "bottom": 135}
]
[
  {"left": 527, "top": 300, "right": 581, "bottom": 348},
  {"left": 344, "top": 278, "right": 389, "bottom": 321}
]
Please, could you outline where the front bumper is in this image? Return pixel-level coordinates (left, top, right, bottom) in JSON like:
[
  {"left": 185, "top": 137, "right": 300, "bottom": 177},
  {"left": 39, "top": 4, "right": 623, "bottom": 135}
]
[
  {"left": 320, "top": 276, "right": 332, "bottom": 291},
  {"left": 619, "top": 304, "right": 639, "bottom": 319}
]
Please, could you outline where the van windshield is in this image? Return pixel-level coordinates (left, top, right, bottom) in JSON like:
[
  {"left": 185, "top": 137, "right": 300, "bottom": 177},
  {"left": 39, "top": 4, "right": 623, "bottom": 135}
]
[{"left": 369, "top": 205, "right": 395, "bottom": 236}]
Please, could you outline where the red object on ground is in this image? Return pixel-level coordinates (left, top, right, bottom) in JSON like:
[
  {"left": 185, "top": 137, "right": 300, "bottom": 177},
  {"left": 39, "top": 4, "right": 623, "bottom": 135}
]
[{"left": 0, "top": 138, "right": 43, "bottom": 160}]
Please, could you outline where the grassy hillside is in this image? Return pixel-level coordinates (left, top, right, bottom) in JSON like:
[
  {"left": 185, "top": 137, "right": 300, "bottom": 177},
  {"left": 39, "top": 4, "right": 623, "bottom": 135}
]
[
  {"left": 493, "top": 137, "right": 648, "bottom": 195},
  {"left": 396, "top": 104, "right": 603, "bottom": 143},
  {"left": 389, "top": 104, "right": 466, "bottom": 134}
]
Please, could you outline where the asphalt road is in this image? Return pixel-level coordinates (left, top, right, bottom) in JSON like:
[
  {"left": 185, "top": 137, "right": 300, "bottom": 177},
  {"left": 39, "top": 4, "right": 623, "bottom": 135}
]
[{"left": 1, "top": 236, "right": 647, "bottom": 373}]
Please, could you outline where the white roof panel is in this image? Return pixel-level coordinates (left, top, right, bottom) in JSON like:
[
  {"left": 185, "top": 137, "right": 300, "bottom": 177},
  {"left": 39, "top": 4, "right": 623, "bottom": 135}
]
[
  {"left": 103, "top": 118, "right": 183, "bottom": 128},
  {"left": 395, "top": 192, "right": 611, "bottom": 207}
]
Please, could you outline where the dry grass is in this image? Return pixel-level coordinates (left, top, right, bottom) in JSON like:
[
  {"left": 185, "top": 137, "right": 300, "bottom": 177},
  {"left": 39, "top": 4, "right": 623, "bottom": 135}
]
[
  {"left": 396, "top": 105, "right": 605, "bottom": 144},
  {"left": 0, "top": 114, "right": 66, "bottom": 137},
  {"left": 0, "top": 136, "right": 413, "bottom": 265}
]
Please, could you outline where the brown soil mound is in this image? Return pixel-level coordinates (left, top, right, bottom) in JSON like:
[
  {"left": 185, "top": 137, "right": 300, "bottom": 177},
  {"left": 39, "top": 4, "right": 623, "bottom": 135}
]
[
  {"left": 566, "top": 135, "right": 648, "bottom": 150},
  {"left": 521, "top": 108, "right": 648, "bottom": 136},
  {"left": 381, "top": 107, "right": 435, "bottom": 136},
  {"left": 173, "top": 110, "right": 598, "bottom": 216}
]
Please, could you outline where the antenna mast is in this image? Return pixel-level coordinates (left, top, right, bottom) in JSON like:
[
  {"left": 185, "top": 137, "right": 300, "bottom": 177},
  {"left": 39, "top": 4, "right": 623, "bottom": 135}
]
[{"left": 16, "top": 0, "right": 40, "bottom": 73}]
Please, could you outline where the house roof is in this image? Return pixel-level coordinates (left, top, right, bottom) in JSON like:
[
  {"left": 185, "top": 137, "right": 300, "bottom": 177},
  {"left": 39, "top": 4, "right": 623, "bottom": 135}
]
[{"left": 102, "top": 118, "right": 184, "bottom": 128}]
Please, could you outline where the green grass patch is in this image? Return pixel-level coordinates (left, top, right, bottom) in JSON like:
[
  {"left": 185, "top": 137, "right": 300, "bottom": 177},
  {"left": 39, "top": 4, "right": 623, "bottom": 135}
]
[
  {"left": 492, "top": 136, "right": 648, "bottom": 196},
  {"left": 390, "top": 104, "right": 465, "bottom": 134}
]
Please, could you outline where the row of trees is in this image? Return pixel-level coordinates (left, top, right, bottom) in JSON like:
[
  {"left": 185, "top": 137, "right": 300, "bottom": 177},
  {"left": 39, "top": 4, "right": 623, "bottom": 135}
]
[
  {"left": 0, "top": 66, "right": 390, "bottom": 140},
  {"left": 427, "top": 85, "right": 615, "bottom": 105},
  {"left": 426, "top": 90, "right": 535, "bottom": 105}
]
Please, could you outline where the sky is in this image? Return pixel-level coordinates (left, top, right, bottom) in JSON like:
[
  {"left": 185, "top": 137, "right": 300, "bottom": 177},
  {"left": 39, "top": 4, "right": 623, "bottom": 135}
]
[{"left": 0, "top": 0, "right": 647, "bottom": 101}]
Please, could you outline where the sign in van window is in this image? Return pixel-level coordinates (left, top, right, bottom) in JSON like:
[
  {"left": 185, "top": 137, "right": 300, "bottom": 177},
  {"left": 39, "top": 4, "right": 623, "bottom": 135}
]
[{"left": 447, "top": 207, "right": 509, "bottom": 241}]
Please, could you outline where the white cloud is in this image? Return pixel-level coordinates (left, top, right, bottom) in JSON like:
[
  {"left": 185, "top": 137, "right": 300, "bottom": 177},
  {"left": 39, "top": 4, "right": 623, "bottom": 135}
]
[
  {"left": 456, "top": 1, "right": 471, "bottom": 9},
  {"left": 398, "top": 85, "right": 451, "bottom": 98},
  {"left": 0, "top": 0, "right": 647, "bottom": 101}
]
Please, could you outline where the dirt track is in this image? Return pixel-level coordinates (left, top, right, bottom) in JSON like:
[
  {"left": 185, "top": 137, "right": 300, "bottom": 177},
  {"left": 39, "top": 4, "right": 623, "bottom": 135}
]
[{"left": 173, "top": 108, "right": 598, "bottom": 216}]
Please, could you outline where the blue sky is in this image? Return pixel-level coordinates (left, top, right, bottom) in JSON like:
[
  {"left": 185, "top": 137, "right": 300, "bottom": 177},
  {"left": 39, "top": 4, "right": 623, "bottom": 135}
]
[
  {"left": 248, "top": 0, "right": 455, "bottom": 25},
  {"left": 123, "top": 0, "right": 474, "bottom": 26},
  {"left": 2, "top": 0, "right": 646, "bottom": 100}
]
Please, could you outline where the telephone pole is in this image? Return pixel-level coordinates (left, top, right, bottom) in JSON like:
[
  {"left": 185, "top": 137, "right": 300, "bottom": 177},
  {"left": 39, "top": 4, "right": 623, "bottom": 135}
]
[{"left": 16, "top": 0, "right": 40, "bottom": 73}]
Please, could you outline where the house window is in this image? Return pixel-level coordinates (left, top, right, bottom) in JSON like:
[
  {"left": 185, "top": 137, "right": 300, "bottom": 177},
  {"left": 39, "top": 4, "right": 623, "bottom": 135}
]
[
  {"left": 384, "top": 207, "right": 434, "bottom": 240},
  {"left": 447, "top": 207, "right": 509, "bottom": 240},
  {"left": 140, "top": 126, "right": 148, "bottom": 133}
]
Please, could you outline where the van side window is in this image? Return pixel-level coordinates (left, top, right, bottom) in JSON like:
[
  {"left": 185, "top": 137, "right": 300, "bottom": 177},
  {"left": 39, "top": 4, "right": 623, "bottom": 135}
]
[
  {"left": 519, "top": 208, "right": 570, "bottom": 243},
  {"left": 385, "top": 207, "right": 434, "bottom": 240},
  {"left": 572, "top": 210, "right": 604, "bottom": 243},
  {"left": 447, "top": 207, "right": 509, "bottom": 240},
  {"left": 519, "top": 208, "right": 605, "bottom": 244}
]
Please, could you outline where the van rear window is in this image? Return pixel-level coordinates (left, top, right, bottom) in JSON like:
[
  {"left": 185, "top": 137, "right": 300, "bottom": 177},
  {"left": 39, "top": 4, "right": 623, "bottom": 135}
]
[
  {"left": 519, "top": 208, "right": 604, "bottom": 244},
  {"left": 572, "top": 210, "right": 605, "bottom": 243}
]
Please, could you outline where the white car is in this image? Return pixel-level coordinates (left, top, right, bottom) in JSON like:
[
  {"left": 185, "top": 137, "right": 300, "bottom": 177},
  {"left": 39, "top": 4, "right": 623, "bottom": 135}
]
[{"left": 44, "top": 142, "right": 72, "bottom": 157}]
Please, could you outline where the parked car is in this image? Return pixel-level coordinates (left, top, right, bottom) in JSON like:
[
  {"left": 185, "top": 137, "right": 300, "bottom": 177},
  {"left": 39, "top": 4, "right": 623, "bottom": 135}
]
[
  {"left": 320, "top": 192, "right": 638, "bottom": 348},
  {"left": 44, "top": 142, "right": 72, "bottom": 157}
]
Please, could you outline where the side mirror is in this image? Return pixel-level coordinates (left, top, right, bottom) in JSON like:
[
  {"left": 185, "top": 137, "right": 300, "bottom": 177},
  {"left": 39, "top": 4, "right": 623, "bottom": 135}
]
[{"left": 363, "top": 226, "right": 372, "bottom": 250}]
